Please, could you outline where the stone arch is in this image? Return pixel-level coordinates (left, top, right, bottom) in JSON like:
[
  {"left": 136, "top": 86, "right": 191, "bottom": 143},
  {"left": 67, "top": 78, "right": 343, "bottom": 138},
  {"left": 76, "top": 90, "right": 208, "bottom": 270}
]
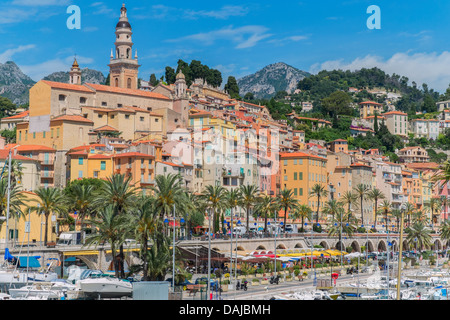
[
  {"left": 335, "top": 241, "right": 345, "bottom": 251},
  {"left": 277, "top": 243, "right": 287, "bottom": 250},
  {"left": 391, "top": 240, "right": 398, "bottom": 252},
  {"left": 433, "top": 239, "right": 442, "bottom": 251},
  {"left": 351, "top": 241, "right": 361, "bottom": 253},
  {"left": 363, "top": 240, "right": 375, "bottom": 252},
  {"left": 72, "top": 255, "right": 97, "bottom": 270},
  {"left": 319, "top": 241, "right": 330, "bottom": 250},
  {"left": 402, "top": 240, "right": 409, "bottom": 251},
  {"left": 236, "top": 246, "right": 245, "bottom": 251},
  {"left": 212, "top": 247, "right": 221, "bottom": 252},
  {"left": 294, "top": 243, "right": 303, "bottom": 249},
  {"left": 377, "top": 240, "right": 387, "bottom": 252},
  {"left": 256, "top": 245, "right": 266, "bottom": 250}
]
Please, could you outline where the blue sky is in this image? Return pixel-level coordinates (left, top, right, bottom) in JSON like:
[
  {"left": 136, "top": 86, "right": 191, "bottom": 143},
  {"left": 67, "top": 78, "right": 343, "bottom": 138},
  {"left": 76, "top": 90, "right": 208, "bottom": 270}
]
[{"left": 2, "top": 0, "right": 450, "bottom": 92}]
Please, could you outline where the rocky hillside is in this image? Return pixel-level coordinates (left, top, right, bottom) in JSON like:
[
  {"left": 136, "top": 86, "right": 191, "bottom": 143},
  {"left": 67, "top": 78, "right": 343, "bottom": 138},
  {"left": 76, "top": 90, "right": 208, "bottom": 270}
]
[
  {"left": 237, "top": 62, "right": 311, "bottom": 99},
  {"left": 43, "top": 68, "right": 106, "bottom": 85},
  {"left": 0, "top": 61, "right": 36, "bottom": 106}
]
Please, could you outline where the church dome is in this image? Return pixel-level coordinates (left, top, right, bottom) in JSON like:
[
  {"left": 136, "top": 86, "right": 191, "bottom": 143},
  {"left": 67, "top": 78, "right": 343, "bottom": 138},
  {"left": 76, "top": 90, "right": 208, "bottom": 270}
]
[
  {"left": 176, "top": 71, "right": 185, "bottom": 80},
  {"left": 116, "top": 21, "right": 131, "bottom": 29}
]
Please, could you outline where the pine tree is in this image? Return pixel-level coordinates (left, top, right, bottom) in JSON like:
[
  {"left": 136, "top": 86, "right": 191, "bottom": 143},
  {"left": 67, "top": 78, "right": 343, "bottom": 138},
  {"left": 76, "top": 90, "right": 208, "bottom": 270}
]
[{"left": 224, "top": 76, "right": 241, "bottom": 99}]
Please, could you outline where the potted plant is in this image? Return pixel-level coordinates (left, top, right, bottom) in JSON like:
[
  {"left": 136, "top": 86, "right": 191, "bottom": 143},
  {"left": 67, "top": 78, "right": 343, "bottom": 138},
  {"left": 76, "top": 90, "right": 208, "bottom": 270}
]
[
  {"left": 286, "top": 274, "right": 293, "bottom": 282},
  {"left": 252, "top": 278, "right": 260, "bottom": 286},
  {"left": 261, "top": 277, "right": 269, "bottom": 285}
]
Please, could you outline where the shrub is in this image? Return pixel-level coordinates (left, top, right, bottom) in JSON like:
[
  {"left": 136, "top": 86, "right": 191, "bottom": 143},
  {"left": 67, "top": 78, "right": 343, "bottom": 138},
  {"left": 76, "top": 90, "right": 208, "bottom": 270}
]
[
  {"left": 294, "top": 269, "right": 300, "bottom": 276},
  {"left": 252, "top": 278, "right": 260, "bottom": 283},
  {"left": 313, "top": 224, "right": 323, "bottom": 233}
]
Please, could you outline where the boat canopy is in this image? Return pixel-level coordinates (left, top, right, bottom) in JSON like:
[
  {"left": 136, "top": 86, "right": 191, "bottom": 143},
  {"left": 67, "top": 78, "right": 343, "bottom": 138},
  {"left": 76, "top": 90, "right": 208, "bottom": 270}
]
[{"left": 4, "top": 249, "right": 41, "bottom": 268}]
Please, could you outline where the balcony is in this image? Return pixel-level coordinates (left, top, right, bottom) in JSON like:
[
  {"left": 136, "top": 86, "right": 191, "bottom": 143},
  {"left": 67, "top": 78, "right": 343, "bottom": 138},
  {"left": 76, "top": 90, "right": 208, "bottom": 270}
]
[
  {"left": 140, "top": 178, "right": 155, "bottom": 185},
  {"left": 41, "top": 171, "right": 54, "bottom": 178}
]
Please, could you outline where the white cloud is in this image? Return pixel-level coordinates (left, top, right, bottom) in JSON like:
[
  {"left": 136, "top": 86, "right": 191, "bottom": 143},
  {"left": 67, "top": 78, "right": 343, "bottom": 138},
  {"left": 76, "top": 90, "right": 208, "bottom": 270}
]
[
  {"left": 185, "top": 6, "right": 249, "bottom": 20},
  {"left": 310, "top": 51, "right": 450, "bottom": 92},
  {"left": 0, "top": 44, "right": 36, "bottom": 63},
  {"left": 268, "top": 35, "right": 309, "bottom": 45},
  {"left": 20, "top": 55, "right": 93, "bottom": 81},
  {"left": 167, "top": 25, "right": 272, "bottom": 49},
  {"left": 11, "top": 0, "right": 71, "bottom": 6},
  {"left": 91, "top": 2, "right": 114, "bottom": 16},
  {"left": 0, "top": 8, "right": 38, "bottom": 24}
]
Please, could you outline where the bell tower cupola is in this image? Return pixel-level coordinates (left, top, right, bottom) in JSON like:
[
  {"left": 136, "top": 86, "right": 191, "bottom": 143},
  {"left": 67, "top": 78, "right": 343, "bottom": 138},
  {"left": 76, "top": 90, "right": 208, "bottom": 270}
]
[{"left": 108, "top": 3, "right": 140, "bottom": 90}]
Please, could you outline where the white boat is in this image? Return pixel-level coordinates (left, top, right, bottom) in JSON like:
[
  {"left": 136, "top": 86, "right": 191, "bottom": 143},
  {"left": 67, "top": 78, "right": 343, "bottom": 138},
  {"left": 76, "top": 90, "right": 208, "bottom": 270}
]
[
  {"left": 8, "top": 279, "right": 80, "bottom": 300},
  {"left": 78, "top": 274, "right": 132, "bottom": 299},
  {"left": 9, "top": 283, "right": 65, "bottom": 300}
]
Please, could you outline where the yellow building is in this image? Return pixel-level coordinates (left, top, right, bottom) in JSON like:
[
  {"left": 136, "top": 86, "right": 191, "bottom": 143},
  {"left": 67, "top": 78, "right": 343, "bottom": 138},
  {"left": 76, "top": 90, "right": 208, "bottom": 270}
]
[
  {"left": 279, "top": 152, "right": 328, "bottom": 215},
  {"left": 359, "top": 101, "right": 383, "bottom": 118},
  {"left": 0, "top": 192, "right": 56, "bottom": 247}
]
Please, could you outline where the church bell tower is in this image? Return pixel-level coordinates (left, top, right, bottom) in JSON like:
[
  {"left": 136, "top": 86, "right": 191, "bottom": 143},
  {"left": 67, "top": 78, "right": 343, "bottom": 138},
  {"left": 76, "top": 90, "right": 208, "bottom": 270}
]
[{"left": 108, "top": 3, "right": 140, "bottom": 90}]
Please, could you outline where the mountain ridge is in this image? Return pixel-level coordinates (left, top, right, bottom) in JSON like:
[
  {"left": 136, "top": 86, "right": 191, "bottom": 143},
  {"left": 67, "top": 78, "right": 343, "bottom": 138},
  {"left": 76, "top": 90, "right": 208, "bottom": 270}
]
[{"left": 237, "top": 62, "right": 311, "bottom": 99}]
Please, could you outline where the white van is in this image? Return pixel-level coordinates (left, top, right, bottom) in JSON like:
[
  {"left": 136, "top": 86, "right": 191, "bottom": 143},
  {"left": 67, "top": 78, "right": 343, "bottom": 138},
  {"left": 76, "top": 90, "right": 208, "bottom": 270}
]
[{"left": 233, "top": 226, "right": 247, "bottom": 236}]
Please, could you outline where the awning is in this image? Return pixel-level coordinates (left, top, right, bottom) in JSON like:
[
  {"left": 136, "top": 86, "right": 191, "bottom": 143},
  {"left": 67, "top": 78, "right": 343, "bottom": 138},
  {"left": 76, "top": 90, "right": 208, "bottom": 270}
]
[{"left": 18, "top": 257, "right": 41, "bottom": 268}]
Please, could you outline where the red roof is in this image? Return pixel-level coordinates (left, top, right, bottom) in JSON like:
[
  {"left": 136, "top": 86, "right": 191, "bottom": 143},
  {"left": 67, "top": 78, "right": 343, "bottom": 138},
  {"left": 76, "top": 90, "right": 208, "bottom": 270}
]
[
  {"left": 94, "top": 125, "right": 119, "bottom": 132},
  {"left": 280, "top": 152, "right": 327, "bottom": 161},
  {"left": 114, "top": 152, "right": 155, "bottom": 159},
  {"left": 359, "top": 101, "right": 382, "bottom": 106},
  {"left": 41, "top": 80, "right": 95, "bottom": 93},
  {"left": 0, "top": 150, "right": 37, "bottom": 161},
  {"left": 383, "top": 111, "right": 407, "bottom": 116},
  {"left": 52, "top": 115, "right": 94, "bottom": 124},
  {"left": 85, "top": 83, "right": 170, "bottom": 100},
  {"left": 2, "top": 110, "right": 29, "bottom": 120},
  {"left": 13, "top": 145, "right": 56, "bottom": 152}
]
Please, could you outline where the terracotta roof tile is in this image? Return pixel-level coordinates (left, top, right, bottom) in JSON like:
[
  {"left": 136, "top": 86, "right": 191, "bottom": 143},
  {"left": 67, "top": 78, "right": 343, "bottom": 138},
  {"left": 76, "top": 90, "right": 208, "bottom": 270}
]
[
  {"left": 41, "top": 80, "right": 95, "bottom": 93},
  {"left": 51, "top": 115, "right": 94, "bottom": 124},
  {"left": 85, "top": 83, "right": 170, "bottom": 100}
]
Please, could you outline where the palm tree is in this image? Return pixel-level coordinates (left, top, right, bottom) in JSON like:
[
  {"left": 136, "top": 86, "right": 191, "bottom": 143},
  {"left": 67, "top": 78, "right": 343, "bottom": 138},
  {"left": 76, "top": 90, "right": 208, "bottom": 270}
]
[
  {"left": 406, "top": 222, "right": 432, "bottom": 252},
  {"left": 238, "top": 185, "right": 260, "bottom": 233},
  {"left": 178, "top": 192, "right": 199, "bottom": 240},
  {"left": 278, "top": 188, "right": 298, "bottom": 231},
  {"left": 225, "top": 188, "right": 242, "bottom": 233},
  {"left": 425, "top": 197, "right": 442, "bottom": 228},
  {"left": 368, "top": 188, "right": 385, "bottom": 230},
  {"left": 29, "top": 187, "right": 66, "bottom": 246},
  {"left": 128, "top": 195, "right": 160, "bottom": 280},
  {"left": 85, "top": 206, "right": 128, "bottom": 278},
  {"left": 322, "top": 200, "right": 341, "bottom": 222},
  {"left": 200, "top": 185, "right": 227, "bottom": 233},
  {"left": 412, "top": 209, "right": 428, "bottom": 224},
  {"left": 3, "top": 159, "right": 24, "bottom": 185},
  {"left": 379, "top": 200, "right": 391, "bottom": 232},
  {"left": 353, "top": 184, "right": 371, "bottom": 225},
  {"left": 309, "top": 184, "right": 328, "bottom": 225},
  {"left": 93, "top": 174, "right": 138, "bottom": 278},
  {"left": 255, "top": 195, "right": 279, "bottom": 233},
  {"left": 152, "top": 174, "right": 185, "bottom": 219},
  {"left": 327, "top": 207, "right": 356, "bottom": 245},
  {"left": 295, "top": 204, "right": 312, "bottom": 232},
  {"left": 340, "top": 191, "right": 358, "bottom": 223},
  {"left": 64, "top": 183, "right": 97, "bottom": 232},
  {"left": 390, "top": 208, "right": 403, "bottom": 233},
  {"left": 439, "top": 220, "right": 450, "bottom": 243},
  {"left": 404, "top": 202, "right": 416, "bottom": 227}
]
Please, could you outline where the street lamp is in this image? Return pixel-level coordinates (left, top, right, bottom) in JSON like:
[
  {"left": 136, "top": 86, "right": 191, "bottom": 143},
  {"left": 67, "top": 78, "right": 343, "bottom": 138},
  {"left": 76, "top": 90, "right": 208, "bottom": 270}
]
[{"left": 396, "top": 204, "right": 406, "bottom": 300}]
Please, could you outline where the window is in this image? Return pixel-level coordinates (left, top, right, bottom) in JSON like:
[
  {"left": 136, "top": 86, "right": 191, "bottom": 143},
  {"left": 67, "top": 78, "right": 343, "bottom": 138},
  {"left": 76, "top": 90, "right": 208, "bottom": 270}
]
[
  {"left": 140, "top": 117, "right": 144, "bottom": 122},
  {"left": 115, "top": 78, "right": 119, "bottom": 87},
  {"left": 299, "top": 188, "right": 303, "bottom": 196},
  {"left": 33, "top": 132, "right": 36, "bottom": 139},
  {"left": 43, "top": 131, "right": 46, "bottom": 138},
  {"left": 19, "top": 131, "right": 21, "bottom": 141},
  {"left": 102, "top": 102, "right": 107, "bottom": 106},
  {"left": 125, "top": 115, "right": 130, "bottom": 119},
  {"left": 59, "top": 95, "right": 66, "bottom": 101},
  {"left": 155, "top": 118, "right": 159, "bottom": 123},
  {"left": 78, "top": 171, "right": 83, "bottom": 179},
  {"left": 127, "top": 78, "right": 132, "bottom": 89},
  {"left": 56, "top": 128, "right": 60, "bottom": 138},
  {"left": 299, "top": 172, "right": 303, "bottom": 180},
  {"left": 100, "top": 161, "right": 106, "bottom": 170},
  {"left": 51, "top": 129, "right": 54, "bottom": 138},
  {"left": 80, "top": 97, "right": 87, "bottom": 104},
  {"left": 294, "top": 172, "right": 298, "bottom": 180},
  {"left": 78, "top": 157, "right": 84, "bottom": 165}
]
